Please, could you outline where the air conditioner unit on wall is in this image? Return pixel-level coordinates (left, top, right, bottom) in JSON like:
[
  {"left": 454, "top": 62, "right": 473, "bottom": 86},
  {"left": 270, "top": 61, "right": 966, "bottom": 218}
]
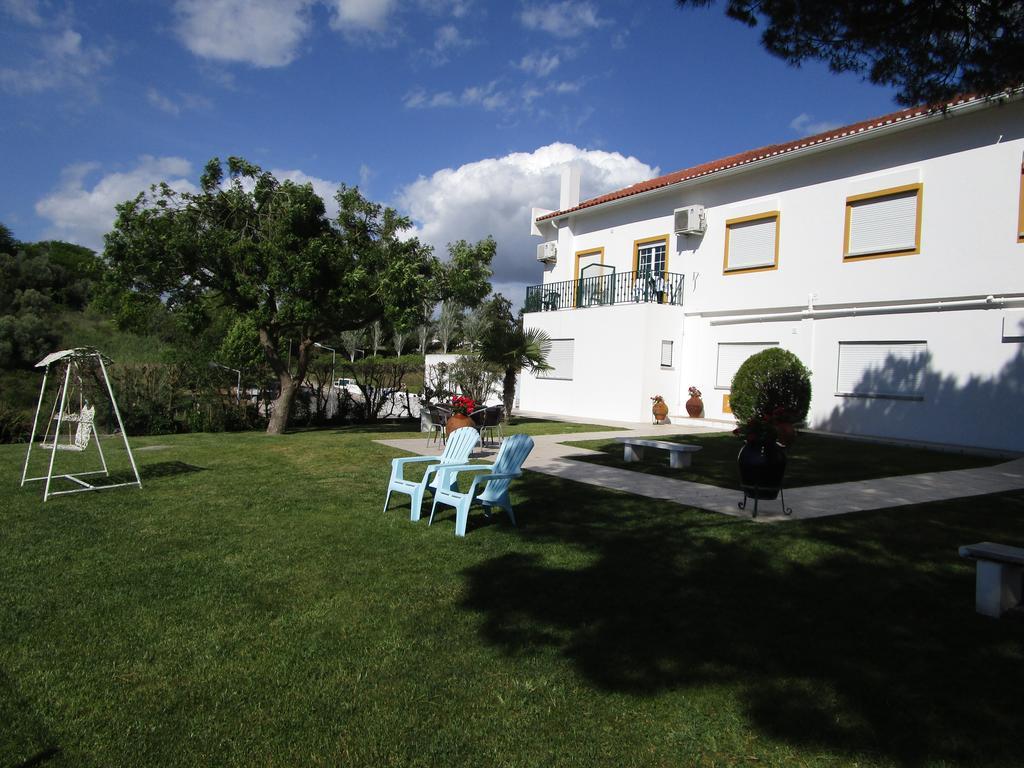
[
  {"left": 536, "top": 241, "right": 557, "bottom": 263},
  {"left": 674, "top": 205, "right": 706, "bottom": 235}
]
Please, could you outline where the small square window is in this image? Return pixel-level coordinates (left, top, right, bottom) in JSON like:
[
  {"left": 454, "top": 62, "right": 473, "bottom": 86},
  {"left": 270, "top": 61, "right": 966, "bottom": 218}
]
[{"left": 660, "top": 340, "right": 673, "bottom": 367}]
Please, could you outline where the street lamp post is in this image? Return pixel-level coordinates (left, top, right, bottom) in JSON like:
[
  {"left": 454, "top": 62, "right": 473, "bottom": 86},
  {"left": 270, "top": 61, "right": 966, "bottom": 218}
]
[
  {"left": 313, "top": 342, "right": 337, "bottom": 385},
  {"left": 209, "top": 361, "right": 242, "bottom": 403}
]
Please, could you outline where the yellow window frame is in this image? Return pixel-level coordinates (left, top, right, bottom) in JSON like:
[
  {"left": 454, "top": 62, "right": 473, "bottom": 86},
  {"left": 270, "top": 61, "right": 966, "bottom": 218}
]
[
  {"left": 723, "top": 211, "right": 780, "bottom": 274},
  {"left": 632, "top": 235, "right": 670, "bottom": 280},
  {"left": 843, "top": 183, "right": 923, "bottom": 261}
]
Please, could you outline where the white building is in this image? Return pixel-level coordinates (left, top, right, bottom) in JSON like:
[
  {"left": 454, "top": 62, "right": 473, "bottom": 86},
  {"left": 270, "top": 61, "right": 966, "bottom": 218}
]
[{"left": 519, "top": 93, "right": 1024, "bottom": 453}]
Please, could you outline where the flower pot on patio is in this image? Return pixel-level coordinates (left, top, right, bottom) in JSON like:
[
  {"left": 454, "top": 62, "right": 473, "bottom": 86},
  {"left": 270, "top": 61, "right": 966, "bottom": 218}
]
[
  {"left": 737, "top": 440, "right": 787, "bottom": 501},
  {"left": 651, "top": 396, "right": 669, "bottom": 424},
  {"left": 685, "top": 396, "right": 703, "bottom": 418},
  {"left": 445, "top": 413, "right": 474, "bottom": 437}
]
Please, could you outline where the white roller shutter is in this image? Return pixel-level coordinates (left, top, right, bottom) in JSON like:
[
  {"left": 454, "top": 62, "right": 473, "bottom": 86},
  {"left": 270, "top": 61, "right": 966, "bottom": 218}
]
[
  {"left": 726, "top": 216, "right": 777, "bottom": 270},
  {"left": 538, "top": 338, "right": 574, "bottom": 380},
  {"left": 836, "top": 341, "right": 927, "bottom": 397},
  {"left": 660, "top": 340, "right": 673, "bottom": 367},
  {"left": 847, "top": 189, "right": 919, "bottom": 256},
  {"left": 715, "top": 342, "right": 777, "bottom": 389}
]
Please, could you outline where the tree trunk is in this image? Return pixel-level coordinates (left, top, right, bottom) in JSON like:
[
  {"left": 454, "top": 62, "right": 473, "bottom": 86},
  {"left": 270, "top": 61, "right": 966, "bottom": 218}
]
[
  {"left": 267, "top": 376, "right": 297, "bottom": 434},
  {"left": 502, "top": 367, "right": 517, "bottom": 423},
  {"left": 260, "top": 327, "right": 313, "bottom": 435}
]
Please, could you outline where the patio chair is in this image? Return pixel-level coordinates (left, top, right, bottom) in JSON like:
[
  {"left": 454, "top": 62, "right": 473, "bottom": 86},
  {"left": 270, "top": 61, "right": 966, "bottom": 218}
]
[
  {"left": 428, "top": 433, "right": 534, "bottom": 537},
  {"left": 480, "top": 404, "right": 503, "bottom": 446},
  {"left": 425, "top": 404, "right": 448, "bottom": 447},
  {"left": 383, "top": 426, "right": 479, "bottom": 522}
]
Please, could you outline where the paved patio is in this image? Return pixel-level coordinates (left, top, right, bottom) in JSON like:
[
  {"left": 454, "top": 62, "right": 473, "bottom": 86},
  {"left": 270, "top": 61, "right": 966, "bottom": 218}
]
[{"left": 376, "top": 419, "right": 1024, "bottom": 522}]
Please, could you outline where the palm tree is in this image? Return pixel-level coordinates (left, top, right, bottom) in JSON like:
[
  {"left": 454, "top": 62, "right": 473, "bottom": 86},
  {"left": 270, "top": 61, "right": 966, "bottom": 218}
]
[{"left": 478, "top": 295, "right": 551, "bottom": 420}]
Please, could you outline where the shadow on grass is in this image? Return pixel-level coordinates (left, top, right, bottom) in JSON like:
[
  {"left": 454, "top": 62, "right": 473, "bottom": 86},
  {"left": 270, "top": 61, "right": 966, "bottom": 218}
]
[
  {"left": 324, "top": 421, "right": 421, "bottom": 435},
  {"left": 567, "top": 432, "right": 1002, "bottom": 490},
  {"left": 461, "top": 472, "right": 1024, "bottom": 765},
  {"left": 90, "top": 461, "right": 206, "bottom": 487},
  {"left": 0, "top": 670, "right": 61, "bottom": 768}
]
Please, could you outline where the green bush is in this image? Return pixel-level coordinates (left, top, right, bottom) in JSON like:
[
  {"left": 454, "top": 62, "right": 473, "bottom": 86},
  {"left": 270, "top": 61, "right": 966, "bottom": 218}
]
[
  {"left": 729, "top": 347, "right": 811, "bottom": 424},
  {"left": 0, "top": 400, "right": 31, "bottom": 443}
]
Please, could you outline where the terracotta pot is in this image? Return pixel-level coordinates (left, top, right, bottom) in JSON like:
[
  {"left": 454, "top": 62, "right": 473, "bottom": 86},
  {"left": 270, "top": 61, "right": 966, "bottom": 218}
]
[
  {"left": 685, "top": 396, "right": 703, "bottom": 418},
  {"left": 737, "top": 440, "right": 787, "bottom": 500},
  {"left": 445, "top": 413, "right": 474, "bottom": 437},
  {"left": 652, "top": 399, "right": 669, "bottom": 423}
]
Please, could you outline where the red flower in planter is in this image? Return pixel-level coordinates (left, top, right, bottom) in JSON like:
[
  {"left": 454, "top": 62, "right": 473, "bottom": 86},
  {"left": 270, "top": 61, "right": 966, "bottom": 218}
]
[{"left": 450, "top": 395, "right": 476, "bottom": 416}]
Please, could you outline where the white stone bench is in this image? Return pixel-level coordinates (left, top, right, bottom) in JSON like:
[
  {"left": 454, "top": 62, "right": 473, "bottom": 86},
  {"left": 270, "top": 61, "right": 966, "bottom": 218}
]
[
  {"left": 958, "top": 542, "right": 1024, "bottom": 618},
  {"left": 615, "top": 438, "right": 702, "bottom": 469}
]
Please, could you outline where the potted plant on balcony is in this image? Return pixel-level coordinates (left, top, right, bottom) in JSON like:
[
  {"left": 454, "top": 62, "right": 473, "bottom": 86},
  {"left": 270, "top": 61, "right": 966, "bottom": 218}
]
[
  {"left": 685, "top": 386, "right": 703, "bottom": 418},
  {"left": 445, "top": 394, "right": 477, "bottom": 437},
  {"left": 651, "top": 394, "right": 668, "bottom": 424},
  {"left": 729, "top": 348, "right": 811, "bottom": 514}
]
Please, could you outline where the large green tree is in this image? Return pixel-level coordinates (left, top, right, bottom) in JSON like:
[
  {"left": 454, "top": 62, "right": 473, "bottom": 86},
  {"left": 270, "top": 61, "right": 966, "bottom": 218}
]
[
  {"left": 478, "top": 295, "right": 551, "bottom": 420},
  {"left": 104, "top": 157, "right": 492, "bottom": 434},
  {"left": 676, "top": 0, "right": 1024, "bottom": 105},
  {"left": 0, "top": 225, "right": 103, "bottom": 369}
]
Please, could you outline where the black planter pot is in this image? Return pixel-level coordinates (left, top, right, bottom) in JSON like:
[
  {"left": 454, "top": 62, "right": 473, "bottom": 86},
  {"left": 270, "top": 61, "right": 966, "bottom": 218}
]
[{"left": 737, "top": 440, "right": 792, "bottom": 517}]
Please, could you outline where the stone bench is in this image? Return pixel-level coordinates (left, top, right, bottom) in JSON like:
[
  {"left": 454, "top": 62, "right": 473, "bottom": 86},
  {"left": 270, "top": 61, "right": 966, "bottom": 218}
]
[
  {"left": 615, "top": 438, "right": 702, "bottom": 469},
  {"left": 958, "top": 542, "right": 1024, "bottom": 618}
]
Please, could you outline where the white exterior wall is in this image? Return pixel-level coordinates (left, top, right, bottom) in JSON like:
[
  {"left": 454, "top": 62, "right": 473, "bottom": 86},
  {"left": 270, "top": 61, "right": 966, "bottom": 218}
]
[
  {"left": 522, "top": 98, "right": 1024, "bottom": 451},
  {"left": 520, "top": 303, "right": 684, "bottom": 423}
]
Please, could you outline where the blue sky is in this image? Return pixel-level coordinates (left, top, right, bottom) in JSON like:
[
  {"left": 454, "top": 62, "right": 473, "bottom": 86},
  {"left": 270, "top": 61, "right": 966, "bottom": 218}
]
[{"left": 0, "top": 0, "right": 900, "bottom": 304}]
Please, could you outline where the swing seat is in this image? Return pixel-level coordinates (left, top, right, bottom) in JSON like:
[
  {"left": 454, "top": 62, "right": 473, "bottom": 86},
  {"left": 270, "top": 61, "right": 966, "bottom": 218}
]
[{"left": 42, "top": 405, "right": 95, "bottom": 452}]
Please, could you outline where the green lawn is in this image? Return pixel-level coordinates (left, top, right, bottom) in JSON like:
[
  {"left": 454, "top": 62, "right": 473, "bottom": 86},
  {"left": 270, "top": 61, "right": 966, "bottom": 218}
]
[
  {"left": 2, "top": 425, "right": 1023, "bottom": 767},
  {"left": 565, "top": 431, "right": 1005, "bottom": 488}
]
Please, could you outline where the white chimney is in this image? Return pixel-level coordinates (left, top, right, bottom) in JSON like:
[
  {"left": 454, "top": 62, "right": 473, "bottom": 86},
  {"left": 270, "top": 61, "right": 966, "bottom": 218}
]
[{"left": 559, "top": 164, "right": 581, "bottom": 210}]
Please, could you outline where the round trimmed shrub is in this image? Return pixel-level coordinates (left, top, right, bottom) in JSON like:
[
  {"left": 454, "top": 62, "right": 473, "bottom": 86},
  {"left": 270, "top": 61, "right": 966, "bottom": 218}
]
[{"left": 729, "top": 347, "right": 811, "bottom": 424}]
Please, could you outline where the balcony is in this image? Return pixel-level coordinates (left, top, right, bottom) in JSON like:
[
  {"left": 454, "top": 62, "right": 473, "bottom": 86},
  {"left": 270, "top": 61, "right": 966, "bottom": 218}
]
[{"left": 525, "top": 270, "right": 685, "bottom": 312}]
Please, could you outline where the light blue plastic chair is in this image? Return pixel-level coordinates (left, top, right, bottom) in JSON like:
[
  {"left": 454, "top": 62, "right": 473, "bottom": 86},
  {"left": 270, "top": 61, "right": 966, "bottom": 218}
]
[
  {"left": 383, "top": 426, "right": 479, "bottom": 522},
  {"left": 428, "top": 434, "right": 535, "bottom": 537}
]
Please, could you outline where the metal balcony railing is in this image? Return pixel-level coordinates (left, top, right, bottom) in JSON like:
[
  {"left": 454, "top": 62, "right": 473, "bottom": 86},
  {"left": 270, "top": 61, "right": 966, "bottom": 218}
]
[{"left": 524, "top": 270, "right": 685, "bottom": 312}]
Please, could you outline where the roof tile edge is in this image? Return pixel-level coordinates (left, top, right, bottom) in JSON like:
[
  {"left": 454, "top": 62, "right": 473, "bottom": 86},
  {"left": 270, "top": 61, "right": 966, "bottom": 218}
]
[{"left": 536, "top": 90, "right": 1021, "bottom": 223}]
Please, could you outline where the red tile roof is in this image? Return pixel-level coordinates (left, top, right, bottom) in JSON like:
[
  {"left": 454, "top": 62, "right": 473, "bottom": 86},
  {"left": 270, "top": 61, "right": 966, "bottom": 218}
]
[{"left": 536, "top": 93, "right": 997, "bottom": 222}]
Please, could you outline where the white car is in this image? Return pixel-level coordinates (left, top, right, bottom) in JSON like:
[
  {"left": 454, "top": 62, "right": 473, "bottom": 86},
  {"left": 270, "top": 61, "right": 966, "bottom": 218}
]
[{"left": 333, "top": 378, "right": 364, "bottom": 401}]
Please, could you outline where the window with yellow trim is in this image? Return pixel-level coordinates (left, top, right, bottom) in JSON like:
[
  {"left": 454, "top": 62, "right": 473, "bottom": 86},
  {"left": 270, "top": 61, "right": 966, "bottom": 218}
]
[
  {"left": 723, "top": 212, "right": 779, "bottom": 273},
  {"left": 574, "top": 248, "right": 603, "bottom": 280},
  {"left": 844, "top": 184, "right": 922, "bottom": 259},
  {"left": 634, "top": 237, "right": 667, "bottom": 277}
]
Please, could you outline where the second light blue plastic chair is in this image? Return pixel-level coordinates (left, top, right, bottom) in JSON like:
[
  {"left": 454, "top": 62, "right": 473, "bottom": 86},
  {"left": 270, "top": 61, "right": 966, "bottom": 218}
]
[
  {"left": 383, "top": 426, "right": 479, "bottom": 521},
  {"left": 428, "top": 433, "right": 535, "bottom": 537}
]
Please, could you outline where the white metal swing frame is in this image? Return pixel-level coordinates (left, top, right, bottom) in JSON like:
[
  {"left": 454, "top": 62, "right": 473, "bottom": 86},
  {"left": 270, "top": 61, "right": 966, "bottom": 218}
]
[{"left": 20, "top": 347, "right": 142, "bottom": 502}]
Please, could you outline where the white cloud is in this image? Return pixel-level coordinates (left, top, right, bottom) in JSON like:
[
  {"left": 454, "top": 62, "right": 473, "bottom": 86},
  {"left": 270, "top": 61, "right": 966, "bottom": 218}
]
[
  {"left": 421, "top": 23, "right": 474, "bottom": 64},
  {"left": 514, "top": 51, "right": 560, "bottom": 77},
  {"left": 403, "top": 80, "right": 511, "bottom": 111},
  {"left": 395, "top": 143, "right": 658, "bottom": 307},
  {"left": 417, "top": 0, "right": 472, "bottom": 17},
  {"left": 549, "top": 79, "right": 581, "bottom": 94},
  {"left": 174, "top": 0, "right": 313, "bottom": 68},
  {"left": 34, "top": 158, "right": 348, "bottom": 251},
  {"left": 0, "top": 26, "right": 113, "bottom": 96},
  {"left": 1, "top": 0, "right": 44, "bottom": 26},
  {"left": 520, "top": 1, "right": 609, "bottom": 38},
  {"left": 358, "top": 163, "right": 375, "bottom": 188},
  {"left": 35, "top": 157, "right": 198, "bottom": 250},
  {"left": 173, "top": 0, "right": 402, "bottom": 66},
  {"left": 790, "top": 113, "right": 842, "bottom": 137},
  {"left": 146, "top": 87, "right": 213, "bottom": 115},
  {"left": 146, "top": 87, "right": 180, "bottom": 115},
  {"left": 267, "top": 168, "right": 344, "bottom": 221},
  {"left": 325, "top": 0, "right": 397, "bottom": 33}
]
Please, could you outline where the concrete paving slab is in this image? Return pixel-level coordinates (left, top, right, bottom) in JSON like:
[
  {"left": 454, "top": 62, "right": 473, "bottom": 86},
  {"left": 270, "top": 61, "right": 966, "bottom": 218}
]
[{"left": 375, "top": 422, "right": 1024, "bottom": 522}]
